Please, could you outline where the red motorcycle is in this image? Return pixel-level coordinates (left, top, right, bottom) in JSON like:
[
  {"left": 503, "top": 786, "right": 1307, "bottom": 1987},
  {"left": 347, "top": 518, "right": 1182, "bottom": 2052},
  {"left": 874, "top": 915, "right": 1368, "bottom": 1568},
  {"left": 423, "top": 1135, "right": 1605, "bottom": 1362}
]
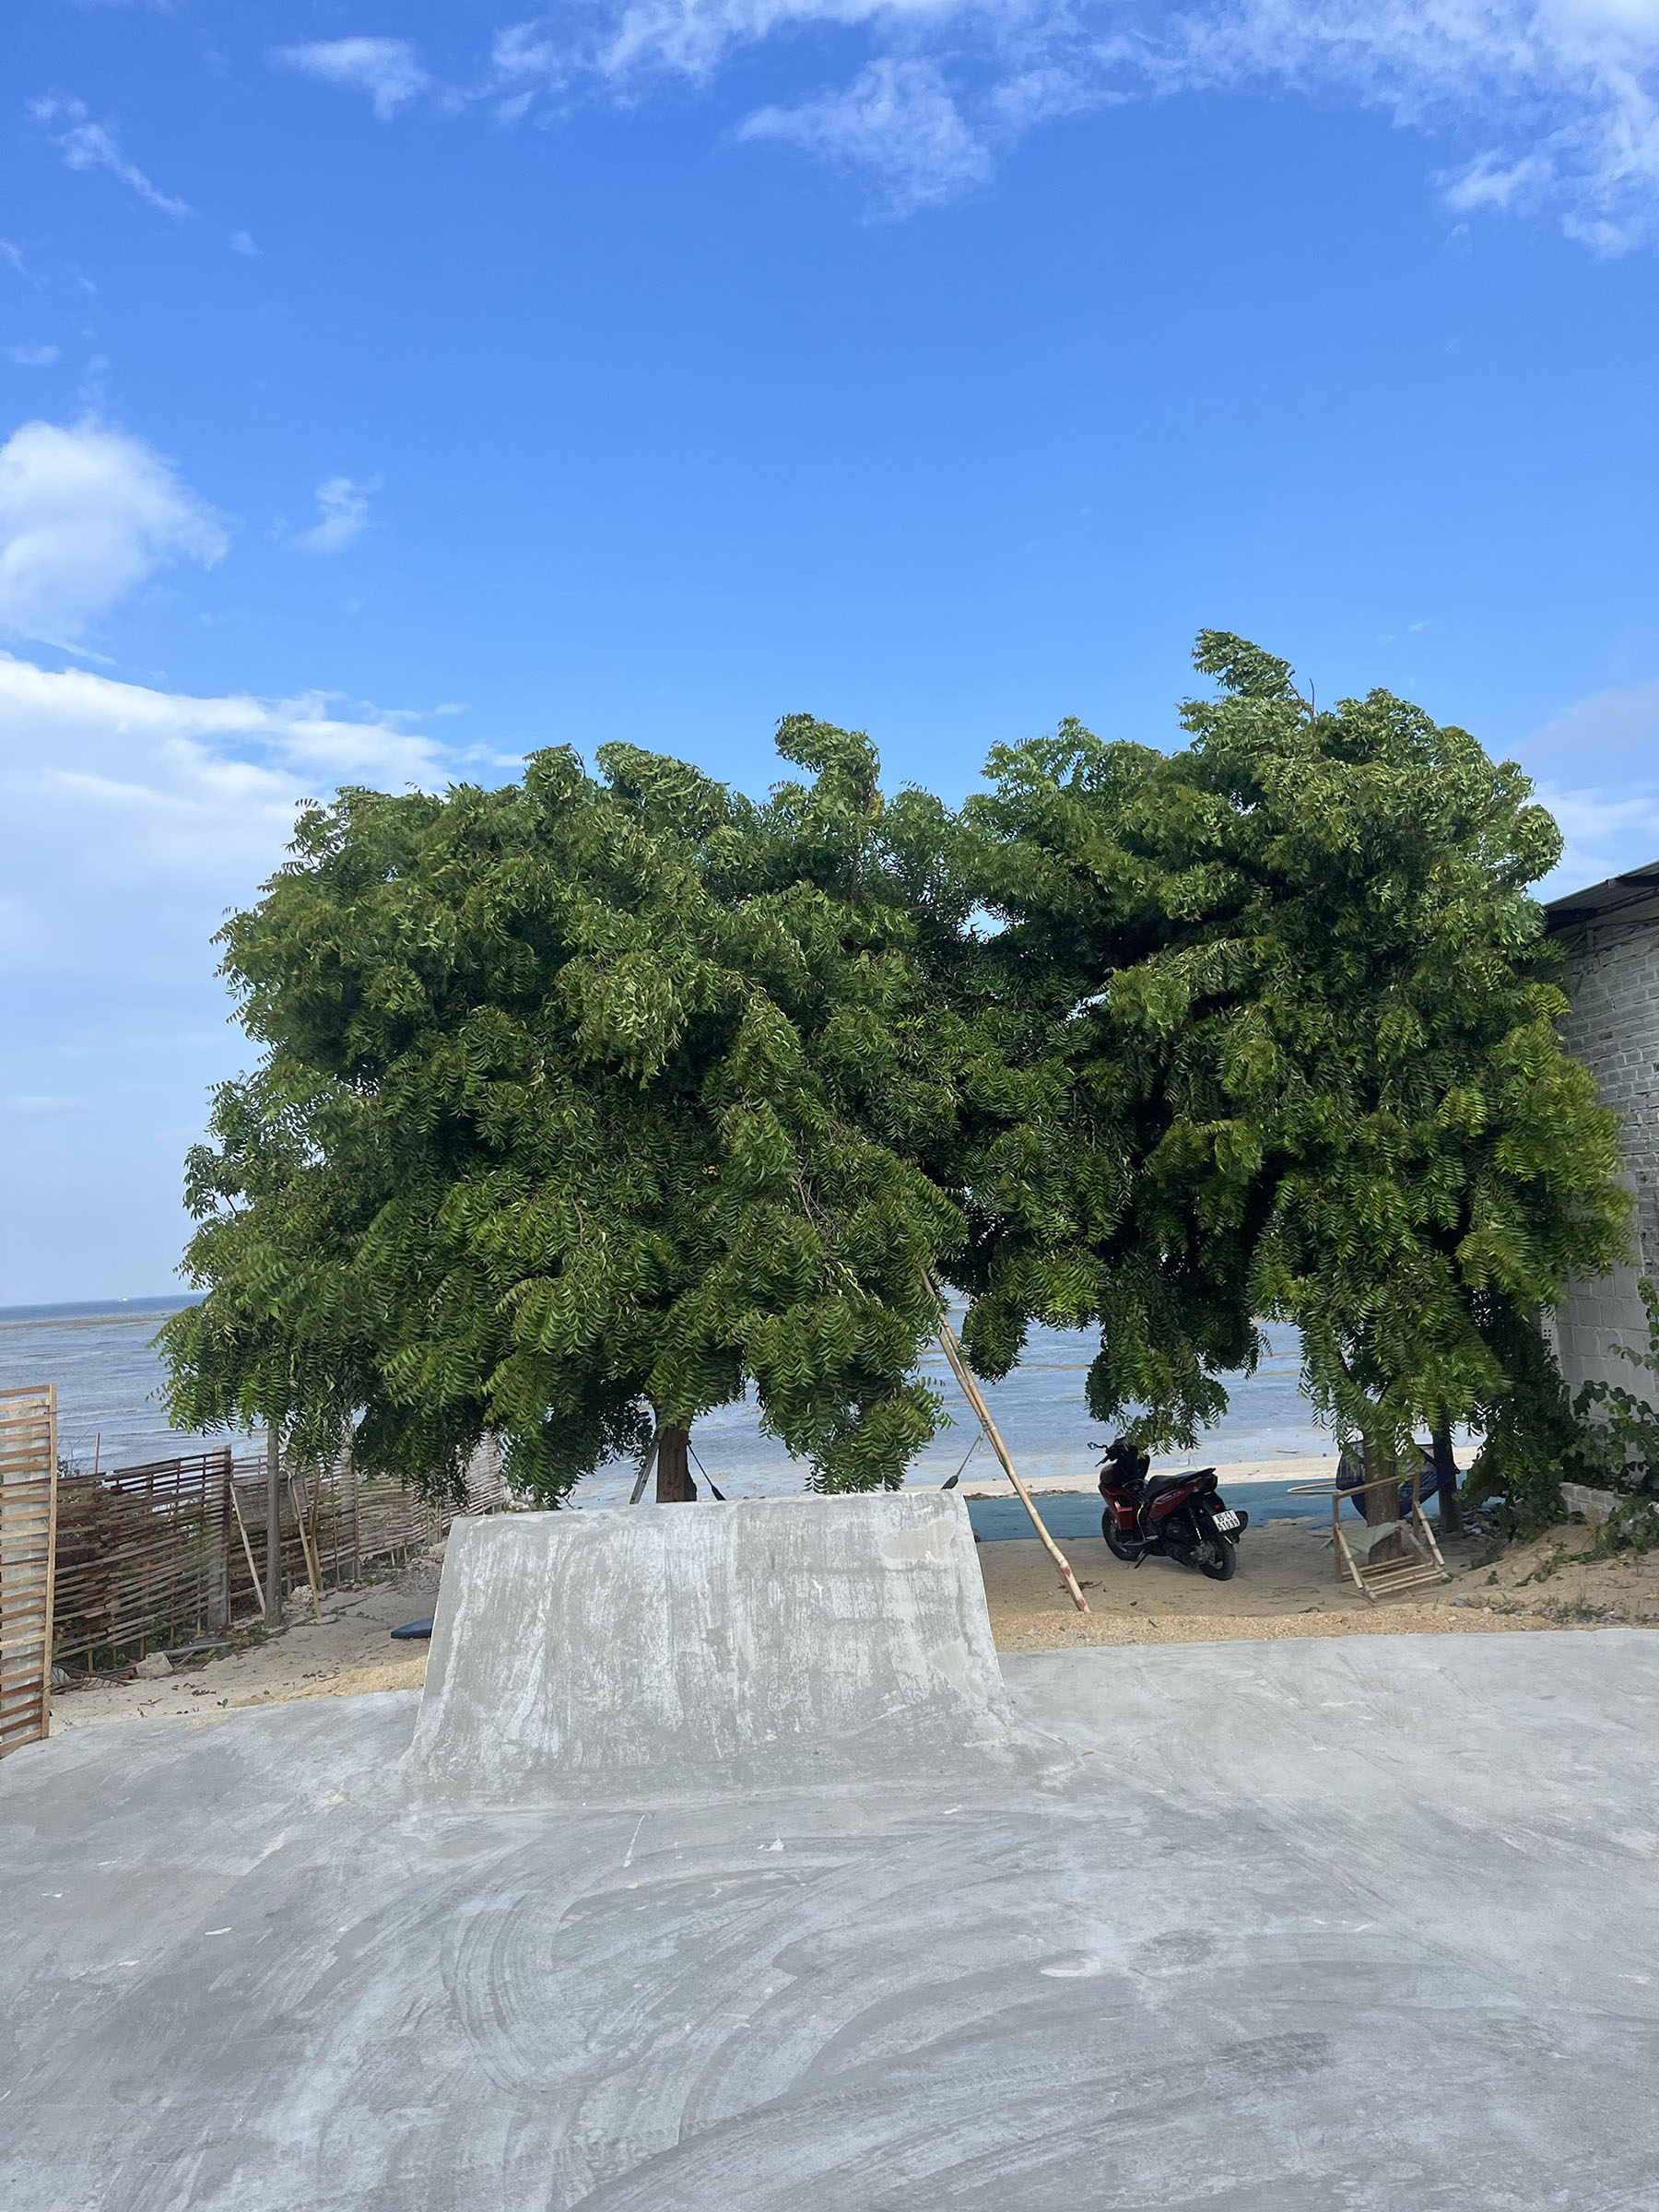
[{"left": 1098, "top": 1440, "right": 1247, "bottom": 1581}]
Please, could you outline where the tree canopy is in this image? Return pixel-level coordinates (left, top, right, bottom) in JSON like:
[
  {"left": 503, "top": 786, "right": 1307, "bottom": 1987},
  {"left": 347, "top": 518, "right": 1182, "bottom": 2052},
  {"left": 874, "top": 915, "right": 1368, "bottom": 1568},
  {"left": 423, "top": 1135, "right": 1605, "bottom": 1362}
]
[
  {"left": 161, "top": 719, "right": 973, "bottom": 1500},
  {"left": 163, "top": 635, "right": 1631, "bottom": 1519},
  {"left": 949, "top": 633, "right": 1630, "bottom": 1504}
]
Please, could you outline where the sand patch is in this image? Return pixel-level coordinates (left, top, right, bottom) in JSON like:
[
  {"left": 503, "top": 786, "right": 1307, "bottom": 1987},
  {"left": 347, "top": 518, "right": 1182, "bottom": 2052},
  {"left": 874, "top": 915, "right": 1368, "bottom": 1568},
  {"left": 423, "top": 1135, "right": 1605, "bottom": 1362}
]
[
  {"left": 49, "top": 1556, "right": 442, "bottom": 1734},
  {"left": 982, "top": 1511, "right": 1659, "bottom": 1651},
  {"left": 232, "top": 1655, "right": 428, "bottom": 1703}
]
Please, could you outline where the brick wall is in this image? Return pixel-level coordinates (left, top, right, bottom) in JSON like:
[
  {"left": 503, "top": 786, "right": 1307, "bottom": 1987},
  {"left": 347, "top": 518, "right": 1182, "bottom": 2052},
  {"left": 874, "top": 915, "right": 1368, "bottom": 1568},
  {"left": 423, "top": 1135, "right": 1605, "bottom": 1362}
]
[{"left": 1553, "top": 908, "right": 1659, "bottom": 1400}]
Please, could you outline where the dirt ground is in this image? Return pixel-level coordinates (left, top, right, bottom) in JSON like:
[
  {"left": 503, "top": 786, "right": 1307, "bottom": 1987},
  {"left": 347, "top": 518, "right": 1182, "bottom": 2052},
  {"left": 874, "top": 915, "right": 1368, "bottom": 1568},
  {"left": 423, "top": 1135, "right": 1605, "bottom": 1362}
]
[
  {"left": 48, "top": 1554, "right": 442, "bottom": 1735},
  {"left": 983, "top": 1509, "right": 1659, "bottom": 1649},
  {"left": 45, "top": 1506, "right": 1659, "bottom": 1735}
]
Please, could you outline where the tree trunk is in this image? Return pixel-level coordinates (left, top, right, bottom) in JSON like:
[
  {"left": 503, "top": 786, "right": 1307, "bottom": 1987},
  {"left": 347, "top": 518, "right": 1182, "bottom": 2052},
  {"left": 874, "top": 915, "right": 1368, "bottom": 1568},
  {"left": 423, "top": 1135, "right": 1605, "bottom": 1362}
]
[
  {"left": 1361, "top": 1437, "right": 1404, "bottom": 1562},
  {"left": 655, "top": 1425, "right": 696, "bottom": 1503},
  {"left": 1431, "top": 1421, "right": 1463, "bottom": 1538}
]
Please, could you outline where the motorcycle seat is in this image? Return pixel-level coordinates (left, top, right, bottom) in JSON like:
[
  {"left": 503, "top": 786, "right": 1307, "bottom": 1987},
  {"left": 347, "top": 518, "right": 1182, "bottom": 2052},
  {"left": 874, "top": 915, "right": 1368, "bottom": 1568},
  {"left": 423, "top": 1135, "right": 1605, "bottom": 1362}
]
[{"left": 1144, "top": 1470, "right": 1215, "bottom": 1499}]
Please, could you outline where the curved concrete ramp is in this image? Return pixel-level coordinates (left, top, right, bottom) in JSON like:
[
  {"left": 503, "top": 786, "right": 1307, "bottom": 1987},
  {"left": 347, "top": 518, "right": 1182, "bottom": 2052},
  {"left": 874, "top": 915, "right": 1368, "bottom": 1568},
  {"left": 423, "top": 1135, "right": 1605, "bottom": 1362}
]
[{"left": 408, "top": 1492, "right": 1018, "bottom": 1806}]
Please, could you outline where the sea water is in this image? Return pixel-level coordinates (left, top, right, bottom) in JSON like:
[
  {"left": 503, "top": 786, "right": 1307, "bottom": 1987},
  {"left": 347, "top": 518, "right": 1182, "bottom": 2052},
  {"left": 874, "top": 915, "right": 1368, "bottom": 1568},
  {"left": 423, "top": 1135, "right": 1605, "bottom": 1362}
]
[
  {"left": 0, "top": 1296, "right": 1335, "bottom": 1495},
  {"left": 0, "top": 1298, "right": 218, "bottom": 1469}
]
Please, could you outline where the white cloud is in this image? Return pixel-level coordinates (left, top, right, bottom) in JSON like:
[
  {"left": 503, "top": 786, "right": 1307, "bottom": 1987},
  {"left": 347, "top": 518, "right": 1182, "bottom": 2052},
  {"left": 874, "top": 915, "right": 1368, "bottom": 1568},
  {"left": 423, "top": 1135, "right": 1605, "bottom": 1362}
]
[
  {"left": 229, "top": 230, "right": 259, "bottom": 257},
  {"left": 1537, "top": 789, "right": 1659, "bottom": 892},
  {"left": 6, "top": 345, "right": 58, "bottom": 368},
  {"left": 740, "top": 59, "right": 992, "bottom": 209},
  {"left": 31, "top": 99, "right": 190, "bottom": 217},
  {"left": 0, "top": 418, "right": 228, "bottom": 646},
  {"left": 1517, "top": 675, "right": 1659, "bottom": 890},
  {"left": 271, "top": 38, "right": 432, "bottom": 119},
  {"left": 0, "top": 653, "right": 458, "bottom": 1300},
  {"left": 484, "top": 2, "right": 1659, "bottom": 238},
  {"left": 0, "top": 653, "right": 449, "bottom": 981},
  {"left": 292, "top": 475, "right": 374, "bottom": 556},
  {"left": 1524, "top": 674, "right": 1659, "bottom": 784}
]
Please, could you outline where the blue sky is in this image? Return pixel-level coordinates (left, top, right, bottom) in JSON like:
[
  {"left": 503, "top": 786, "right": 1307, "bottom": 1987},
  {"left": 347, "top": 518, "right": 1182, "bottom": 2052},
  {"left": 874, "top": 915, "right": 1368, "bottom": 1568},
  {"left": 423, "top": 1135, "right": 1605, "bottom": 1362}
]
[{"left": 5, "top": 0, "right": 1659, "bottom": 1301}]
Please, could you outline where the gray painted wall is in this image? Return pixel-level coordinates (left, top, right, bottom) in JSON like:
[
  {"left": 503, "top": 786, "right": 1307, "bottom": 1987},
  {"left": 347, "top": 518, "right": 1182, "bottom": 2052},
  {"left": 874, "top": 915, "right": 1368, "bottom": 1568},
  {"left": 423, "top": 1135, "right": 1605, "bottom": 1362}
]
[{"left": 1552, "top": 900, "right": 1659, "bottom": 1401}]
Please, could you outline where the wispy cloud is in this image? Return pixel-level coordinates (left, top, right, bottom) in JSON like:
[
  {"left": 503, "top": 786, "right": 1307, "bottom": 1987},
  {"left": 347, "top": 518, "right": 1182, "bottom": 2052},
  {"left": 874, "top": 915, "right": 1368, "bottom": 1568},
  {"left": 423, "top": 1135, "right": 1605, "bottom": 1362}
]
[
  {"left": 291, "top": 475, "right": 375, "bottom": 556},
  {"left": 1181, "top": 1, "right": 1659, "bottom": 252},
  {"left": 478, "top": 2, "right": 1659, "bottom": 238},
  {"left": 31, "top": 98, "right": 190, "bottom": 217},
  {"left": 0, "top": 418, "right": 228, "bottom": 646},
  {"left": 740, "top": 59, "right": 993, "bottom": 211},
  {"left": 270, "top": 37, "right": 432, "bottom": 120},
  {"left": 6, "top": 344, "right": 59, "bottom": 368}
]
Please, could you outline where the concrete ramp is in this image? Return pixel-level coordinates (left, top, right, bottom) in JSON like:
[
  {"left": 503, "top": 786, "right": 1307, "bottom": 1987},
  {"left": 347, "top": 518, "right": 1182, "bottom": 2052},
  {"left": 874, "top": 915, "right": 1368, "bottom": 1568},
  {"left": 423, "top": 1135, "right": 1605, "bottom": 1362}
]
[{"left": 408, "top": 1492, "right": 1018, "bottom": 1806}]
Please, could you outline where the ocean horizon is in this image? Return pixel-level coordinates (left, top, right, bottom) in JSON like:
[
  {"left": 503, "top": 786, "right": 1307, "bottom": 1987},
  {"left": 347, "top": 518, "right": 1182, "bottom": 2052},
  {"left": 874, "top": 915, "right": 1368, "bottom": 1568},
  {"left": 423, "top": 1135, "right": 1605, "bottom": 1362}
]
[{"left": 0, "top": 1293, "right": 1342, "bottom": 1494}]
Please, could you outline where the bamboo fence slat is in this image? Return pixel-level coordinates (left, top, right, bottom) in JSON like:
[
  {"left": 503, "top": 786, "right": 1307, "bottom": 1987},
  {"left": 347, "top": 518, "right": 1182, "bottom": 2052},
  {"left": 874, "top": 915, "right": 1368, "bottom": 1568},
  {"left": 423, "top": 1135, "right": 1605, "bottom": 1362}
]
[
  {"left": 0, "top": 1382, "right": 57, "bottom": 1757},
  {"left": 44, "top": 1435, "right": 504, "bottom": 1669}
]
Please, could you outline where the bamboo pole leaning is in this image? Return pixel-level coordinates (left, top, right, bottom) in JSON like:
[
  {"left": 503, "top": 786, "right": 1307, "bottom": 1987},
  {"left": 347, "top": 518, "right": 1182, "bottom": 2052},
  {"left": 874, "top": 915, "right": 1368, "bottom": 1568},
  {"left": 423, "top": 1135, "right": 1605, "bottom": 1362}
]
[
  {"left": 287, "top": 1471, "right": 324, "bottom": 1622},
  {"left": 629, "top": 1432, "right": 660, "bottom": 1504},
  {"left": 227, "top": 1478, "right": 265, "bottom": 1619},
  {"left": 925, "top": 1277, "right": 1089, "bottom": 1615}
]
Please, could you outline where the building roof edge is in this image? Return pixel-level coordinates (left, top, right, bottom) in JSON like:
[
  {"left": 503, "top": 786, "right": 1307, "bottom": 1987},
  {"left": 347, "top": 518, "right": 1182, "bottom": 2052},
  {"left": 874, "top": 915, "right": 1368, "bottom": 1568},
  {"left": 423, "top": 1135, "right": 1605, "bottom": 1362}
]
[{"left": 1543, "top": 859, "right": 1659, "bottom": 931}]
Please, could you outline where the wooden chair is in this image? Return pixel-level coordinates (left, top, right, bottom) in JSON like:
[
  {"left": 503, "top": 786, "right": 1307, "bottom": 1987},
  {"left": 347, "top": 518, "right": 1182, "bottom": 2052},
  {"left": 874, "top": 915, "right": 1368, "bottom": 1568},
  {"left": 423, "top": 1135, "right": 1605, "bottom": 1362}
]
[{"left": 1289, "top": 1466, "right": 1452, "bottom": 1603}]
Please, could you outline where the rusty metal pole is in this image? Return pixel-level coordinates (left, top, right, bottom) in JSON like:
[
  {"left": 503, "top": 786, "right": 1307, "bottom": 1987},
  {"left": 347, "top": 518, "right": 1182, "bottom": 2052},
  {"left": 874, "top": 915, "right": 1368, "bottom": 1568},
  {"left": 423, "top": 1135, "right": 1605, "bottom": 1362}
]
[{"left": 264, "top": 1426, "right": 282, "bottom": 1630}]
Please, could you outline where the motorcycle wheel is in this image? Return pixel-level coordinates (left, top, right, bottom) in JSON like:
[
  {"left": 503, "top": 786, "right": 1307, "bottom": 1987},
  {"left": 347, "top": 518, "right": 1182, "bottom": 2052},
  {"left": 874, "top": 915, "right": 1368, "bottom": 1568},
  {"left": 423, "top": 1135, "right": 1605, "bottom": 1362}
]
[
  {"left": 1196, "top": 1532, "right": 1237, "bottom": 1581},
  {"left": 1100, "top": 1510, "right": 1141, "bottom": 1562}
]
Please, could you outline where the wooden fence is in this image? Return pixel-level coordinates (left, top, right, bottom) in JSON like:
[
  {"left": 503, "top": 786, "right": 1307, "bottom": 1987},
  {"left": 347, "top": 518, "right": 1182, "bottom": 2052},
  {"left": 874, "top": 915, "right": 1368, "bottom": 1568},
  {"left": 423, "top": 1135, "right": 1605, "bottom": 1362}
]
[
  {"left": 0, "top": 1384, "right": 58, "bottom": 1757},
  {"left": 51, "top": 1438, "right": 504, "bottom": 1672}
]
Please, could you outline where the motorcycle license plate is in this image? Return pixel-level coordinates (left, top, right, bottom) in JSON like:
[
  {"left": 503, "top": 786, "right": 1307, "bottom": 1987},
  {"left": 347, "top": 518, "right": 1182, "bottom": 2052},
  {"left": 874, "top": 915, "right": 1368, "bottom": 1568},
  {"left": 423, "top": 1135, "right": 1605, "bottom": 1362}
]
[{"left": 1212, "top": 1511, "right": 1241, "bottom": 1532}]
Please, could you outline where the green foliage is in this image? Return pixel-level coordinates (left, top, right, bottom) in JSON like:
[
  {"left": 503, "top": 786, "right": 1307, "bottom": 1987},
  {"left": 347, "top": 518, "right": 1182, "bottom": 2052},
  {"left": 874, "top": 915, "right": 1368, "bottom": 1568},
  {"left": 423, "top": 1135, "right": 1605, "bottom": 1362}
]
[
  {"left": 880, "top": 717, "right": 1255, "bottom": 1450},
  {"left": 1461, "top": 1300, "right": 1586, "bottom": 1533},
  {"left": 161, "top": 720, "right": 969, "bottom": 1502},
  {"left": 1572, "top": 1279, "right": 1659, "bottom": 1495},
  {"left": 948, "top": 632, "right": 1630, "bottom": 1465}
]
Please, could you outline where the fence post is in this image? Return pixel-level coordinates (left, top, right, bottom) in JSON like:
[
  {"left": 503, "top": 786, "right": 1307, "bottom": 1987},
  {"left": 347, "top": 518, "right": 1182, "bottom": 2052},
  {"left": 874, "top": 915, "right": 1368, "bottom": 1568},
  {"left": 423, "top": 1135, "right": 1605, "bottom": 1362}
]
[
  {"left": 216, "top": 1447, "right": 232, "bottom": 1630},
  {"left": 264, "top": 1428, "right": 282, "bottom": 1630},
  {"left": 0, "top": 1384, "right": 58, "bottom": 1757}
]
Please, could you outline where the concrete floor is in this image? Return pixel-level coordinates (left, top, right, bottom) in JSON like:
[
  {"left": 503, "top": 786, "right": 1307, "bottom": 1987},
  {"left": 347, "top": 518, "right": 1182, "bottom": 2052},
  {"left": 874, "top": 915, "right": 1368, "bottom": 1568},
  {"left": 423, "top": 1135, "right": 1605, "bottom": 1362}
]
[{"left": 5, "top": 1627, "right": 1659, "bottom": 2209}]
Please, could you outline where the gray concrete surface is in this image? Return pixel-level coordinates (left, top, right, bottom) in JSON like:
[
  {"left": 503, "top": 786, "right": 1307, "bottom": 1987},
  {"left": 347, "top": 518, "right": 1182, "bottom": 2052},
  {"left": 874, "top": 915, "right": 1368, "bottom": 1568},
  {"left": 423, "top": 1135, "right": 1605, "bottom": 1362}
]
[
  {"left": 4, "top": 1635, "right": 1658, "bottom": 2207},
  {"left": 410, "top": 1496, "right": 1025, "bottom": 1806}
]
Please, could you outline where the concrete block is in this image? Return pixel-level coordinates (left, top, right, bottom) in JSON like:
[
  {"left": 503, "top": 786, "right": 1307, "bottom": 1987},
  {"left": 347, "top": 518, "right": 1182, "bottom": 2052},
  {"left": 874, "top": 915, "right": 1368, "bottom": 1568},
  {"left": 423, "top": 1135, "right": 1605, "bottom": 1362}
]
[
  {"left": 409, "top": 1492, "right": 1024, "bottom": 1806},
  {"left": 1561, "top": 1483, "right": 1621, "bottom": 1525}
]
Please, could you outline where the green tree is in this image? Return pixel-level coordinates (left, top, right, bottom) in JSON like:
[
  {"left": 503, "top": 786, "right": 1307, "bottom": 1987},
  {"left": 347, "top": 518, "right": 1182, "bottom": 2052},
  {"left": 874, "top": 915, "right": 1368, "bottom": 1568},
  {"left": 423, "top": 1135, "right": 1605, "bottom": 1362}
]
[
  {"left": 953, "top": 634, "right": 1630, "bottom": 1537},
  {"left": 880, "top": 725, "right": 1263, "bottom": 1449},
  {"left": 160, "top": 720, "right": 968, "bottom": 1504}
]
